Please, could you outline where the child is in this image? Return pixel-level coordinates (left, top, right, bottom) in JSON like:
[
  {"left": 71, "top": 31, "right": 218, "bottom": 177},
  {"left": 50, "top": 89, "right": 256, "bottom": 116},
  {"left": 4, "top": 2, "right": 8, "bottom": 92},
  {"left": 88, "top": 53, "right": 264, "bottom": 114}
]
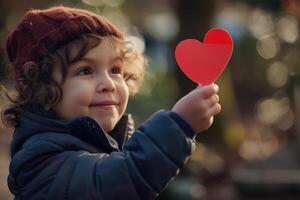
[{"left": 3, "top": 6, "right": 221, "bottom": 200}]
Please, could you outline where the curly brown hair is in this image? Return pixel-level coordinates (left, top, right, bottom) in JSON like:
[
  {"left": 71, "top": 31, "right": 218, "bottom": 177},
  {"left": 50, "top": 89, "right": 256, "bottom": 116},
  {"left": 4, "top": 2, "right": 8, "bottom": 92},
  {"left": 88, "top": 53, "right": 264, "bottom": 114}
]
[{"left": 2, "top": 34, "right": 147, "bottom": 127}]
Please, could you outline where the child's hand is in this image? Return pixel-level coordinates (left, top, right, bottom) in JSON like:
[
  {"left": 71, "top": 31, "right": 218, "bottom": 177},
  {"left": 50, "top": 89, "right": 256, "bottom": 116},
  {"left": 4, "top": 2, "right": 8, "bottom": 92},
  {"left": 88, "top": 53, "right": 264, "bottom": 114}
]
[{"left": 172, "top": 84, "right": 221, "bottom": 133}]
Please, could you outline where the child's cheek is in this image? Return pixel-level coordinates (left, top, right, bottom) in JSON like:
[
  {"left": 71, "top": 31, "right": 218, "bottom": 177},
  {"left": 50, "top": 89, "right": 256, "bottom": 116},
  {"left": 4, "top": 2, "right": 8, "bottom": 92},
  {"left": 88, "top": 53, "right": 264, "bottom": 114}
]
[
  {"left": 76, "top": 81, "right": 93, "bottom": 102},
  {"left": 63, "top": 81, "right": 94, "bottom": 114}
]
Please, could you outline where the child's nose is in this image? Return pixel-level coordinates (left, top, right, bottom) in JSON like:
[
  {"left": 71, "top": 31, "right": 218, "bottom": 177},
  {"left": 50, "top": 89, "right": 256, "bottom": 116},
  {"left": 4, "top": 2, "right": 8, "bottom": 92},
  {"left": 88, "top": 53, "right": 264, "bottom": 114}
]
[{"left": 96, "top": 73, "right": 116, "bottom": 92}]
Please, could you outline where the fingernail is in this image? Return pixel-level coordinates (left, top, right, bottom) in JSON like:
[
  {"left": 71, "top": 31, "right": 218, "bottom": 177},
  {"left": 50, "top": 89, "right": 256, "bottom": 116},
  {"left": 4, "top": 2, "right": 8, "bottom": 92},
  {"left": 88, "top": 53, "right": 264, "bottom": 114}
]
[
  {"left": 214, "top": 84, "right": 219, "bottom": 92},
  {"left": 215, "top": 94, "right": 219, "bottom": 101}
]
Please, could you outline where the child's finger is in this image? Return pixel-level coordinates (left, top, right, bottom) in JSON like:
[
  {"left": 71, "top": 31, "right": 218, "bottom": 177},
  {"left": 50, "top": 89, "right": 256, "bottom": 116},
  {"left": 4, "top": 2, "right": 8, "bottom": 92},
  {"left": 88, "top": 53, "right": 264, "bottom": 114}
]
[
  {"left": 205, "top": 94, "right": 219, "bottom": 107},
  {"left": 209, "top": 103, "right": 221, "bottom": 116},
  {"left": 198, "top": 83, "right": 219, "bottom": 99}
]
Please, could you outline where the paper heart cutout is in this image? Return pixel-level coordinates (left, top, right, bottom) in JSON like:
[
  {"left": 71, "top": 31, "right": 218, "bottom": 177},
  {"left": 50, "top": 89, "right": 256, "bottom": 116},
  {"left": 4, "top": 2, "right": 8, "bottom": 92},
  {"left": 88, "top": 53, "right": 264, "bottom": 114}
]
[{"left": 175, "top": 28, "right": 233, "bottom": 85}]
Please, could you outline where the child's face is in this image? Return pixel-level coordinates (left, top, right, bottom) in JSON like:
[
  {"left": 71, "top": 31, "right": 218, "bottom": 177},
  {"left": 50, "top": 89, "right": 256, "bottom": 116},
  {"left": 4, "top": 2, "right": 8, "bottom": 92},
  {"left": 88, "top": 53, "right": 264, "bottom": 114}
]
[{"left": 52, "top": 37, "right": 129, "bottom": 133}]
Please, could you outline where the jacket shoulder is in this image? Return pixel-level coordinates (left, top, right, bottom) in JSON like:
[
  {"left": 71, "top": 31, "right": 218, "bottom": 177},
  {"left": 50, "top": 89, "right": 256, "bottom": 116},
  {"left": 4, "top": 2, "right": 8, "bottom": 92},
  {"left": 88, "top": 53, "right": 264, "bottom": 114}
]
[
  {"left": 10, "top": 132, "right": 98, "bottom": 178},
  {"left": 21, "top": 132, "right": 90, "bottom": 151}
]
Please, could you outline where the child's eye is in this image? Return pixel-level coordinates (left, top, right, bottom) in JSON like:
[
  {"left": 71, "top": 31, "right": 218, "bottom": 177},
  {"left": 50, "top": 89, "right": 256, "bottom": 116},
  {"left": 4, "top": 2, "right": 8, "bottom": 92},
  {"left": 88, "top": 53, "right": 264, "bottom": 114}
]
[
  {"left": 75, "top": 67, "right": 93, "bottom": 76},
  {"left": 110, "top": 66, "right": 123, "bottom": 75}
]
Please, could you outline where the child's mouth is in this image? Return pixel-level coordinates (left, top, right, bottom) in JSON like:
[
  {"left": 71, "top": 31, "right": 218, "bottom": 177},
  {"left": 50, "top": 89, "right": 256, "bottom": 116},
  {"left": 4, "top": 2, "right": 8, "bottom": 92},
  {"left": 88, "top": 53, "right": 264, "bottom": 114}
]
[{"left": 89, "top": 101, "right": 119, "bottom": 110}]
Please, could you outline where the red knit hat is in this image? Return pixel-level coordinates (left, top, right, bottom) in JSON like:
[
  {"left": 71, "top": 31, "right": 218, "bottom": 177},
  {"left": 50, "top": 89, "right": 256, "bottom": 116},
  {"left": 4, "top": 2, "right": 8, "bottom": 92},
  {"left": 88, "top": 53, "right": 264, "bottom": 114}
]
[{"left": 6, "top": 6, "right": 124, "bottom": 83}]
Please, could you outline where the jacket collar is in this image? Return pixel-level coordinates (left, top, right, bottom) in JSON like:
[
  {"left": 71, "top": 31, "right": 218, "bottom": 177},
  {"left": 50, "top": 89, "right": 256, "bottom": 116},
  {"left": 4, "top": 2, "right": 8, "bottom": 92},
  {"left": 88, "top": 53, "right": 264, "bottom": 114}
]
[{"left": 12, "top": 104, "right": 134, "bottom": 156}]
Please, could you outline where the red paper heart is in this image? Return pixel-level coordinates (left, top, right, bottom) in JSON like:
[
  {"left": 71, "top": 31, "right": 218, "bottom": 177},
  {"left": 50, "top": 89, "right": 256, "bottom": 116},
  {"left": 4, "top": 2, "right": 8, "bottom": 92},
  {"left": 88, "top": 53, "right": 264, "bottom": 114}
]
[{"left": 175, "top": 28, "right": 233, "bottom": 85}]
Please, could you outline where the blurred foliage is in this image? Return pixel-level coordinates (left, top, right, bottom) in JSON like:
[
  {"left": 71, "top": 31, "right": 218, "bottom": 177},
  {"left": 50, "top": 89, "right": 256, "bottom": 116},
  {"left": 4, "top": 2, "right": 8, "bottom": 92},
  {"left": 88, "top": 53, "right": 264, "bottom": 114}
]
[
  {"left": 127, "top": 69, "right": 180, "bottom": 125},
  {"left": 244, "top": 0, "right": 282, "bottom": 13}
]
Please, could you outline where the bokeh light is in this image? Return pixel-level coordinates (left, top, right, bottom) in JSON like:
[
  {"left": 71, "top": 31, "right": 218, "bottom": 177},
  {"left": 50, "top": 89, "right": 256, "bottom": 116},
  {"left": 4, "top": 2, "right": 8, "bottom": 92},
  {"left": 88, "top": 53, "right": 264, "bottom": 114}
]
[
  {"left": 256, "top": 35, "right": 280, "bottom": 59},
  {"left": 276, "top": 15, "right": 298, "bottom": 43},
  {"left": 102, "top": 7, "right": 130, "bottom": 31},
  {"left": 248, "top": 8, "right": 274, "bottom": 39},
  {"left": 144, "top": 11, "right": 179, "bottom": 42},
  {"left": 256, "top": 97, "right": 291, "bottom": 125},
  {"left": 275, "top": 108, "right": 294, "bottom": 131},
  {"left": 238, "top": 130, "right": 280, "bottom": 161},
  {"left": 213, "top": 3, "right": 249, "bottom": 40},
  {"left": 81, "top": 0, "right": 103, "bottom": 7},
  {"left": 266, "top": 61, "right": 289, "bottom": 88},
  {"left": 102, "top": 0, "right": 126, "bottom": 7}
]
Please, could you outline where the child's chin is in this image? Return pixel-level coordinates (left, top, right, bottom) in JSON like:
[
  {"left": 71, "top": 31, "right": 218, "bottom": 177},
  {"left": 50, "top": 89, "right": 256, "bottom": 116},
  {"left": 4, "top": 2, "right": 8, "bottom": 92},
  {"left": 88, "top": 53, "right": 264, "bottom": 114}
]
[{"left": 97, "top": 119, "right": 117, "bottom": 133}]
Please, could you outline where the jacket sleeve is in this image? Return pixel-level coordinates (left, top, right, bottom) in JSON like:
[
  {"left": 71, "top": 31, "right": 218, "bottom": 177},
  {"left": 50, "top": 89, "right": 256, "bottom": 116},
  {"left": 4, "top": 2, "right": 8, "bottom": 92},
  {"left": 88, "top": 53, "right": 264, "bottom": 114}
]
[{"left": 15, "top": 111, "right": 196, "bottom": 200}]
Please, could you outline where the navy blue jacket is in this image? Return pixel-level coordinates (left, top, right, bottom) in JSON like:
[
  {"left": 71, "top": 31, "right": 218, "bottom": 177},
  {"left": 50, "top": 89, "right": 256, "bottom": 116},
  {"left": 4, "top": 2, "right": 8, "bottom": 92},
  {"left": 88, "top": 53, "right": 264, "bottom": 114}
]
[{"left": 8, "top": 104, "right": 196, "bottom": 200}]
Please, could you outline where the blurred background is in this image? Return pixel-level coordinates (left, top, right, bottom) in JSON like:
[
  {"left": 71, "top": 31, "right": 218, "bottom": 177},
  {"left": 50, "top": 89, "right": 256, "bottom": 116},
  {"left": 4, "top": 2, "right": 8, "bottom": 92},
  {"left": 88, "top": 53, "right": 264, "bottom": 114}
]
[{"left": 1, "top": 0, "right": 300, "bottom": 199}]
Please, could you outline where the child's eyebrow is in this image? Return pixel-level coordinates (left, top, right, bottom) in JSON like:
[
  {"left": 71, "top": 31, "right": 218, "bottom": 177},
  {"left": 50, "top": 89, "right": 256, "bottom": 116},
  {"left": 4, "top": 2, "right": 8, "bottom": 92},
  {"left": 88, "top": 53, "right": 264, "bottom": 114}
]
[
  {"left": 110, "top": 56, "right": 124, "bottom": 64},
  {"left": 110, "top": 56, "right": 124, "bottom": 62},
  {"left": 70, "top": 57, "right": 95, "bottom": 67},
  {"left": 69, "top": 56, "right": 124, "bottom": 70}
]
